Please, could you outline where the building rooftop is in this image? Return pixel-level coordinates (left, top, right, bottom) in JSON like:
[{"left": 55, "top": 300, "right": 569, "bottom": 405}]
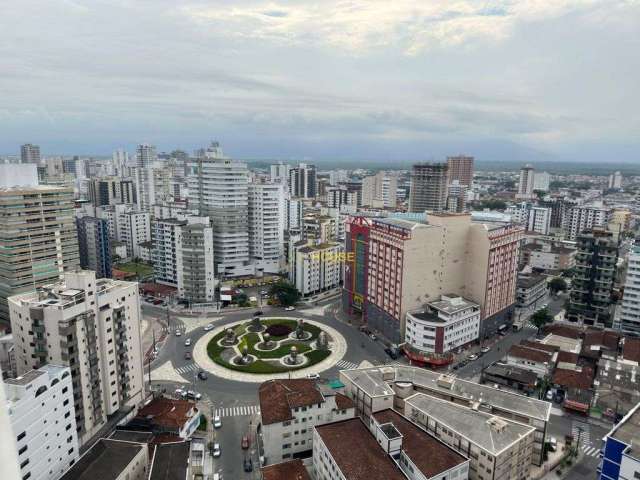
[
  {"left": 428, "top": 295, "right": 479, "bottom": 316},
  {"left": 597, "top": 359, "right": 639, "bottom": 392},
  {"left": 553, "top": 366, "right": 594, "bottom": 390},
  {"left": 108, "top": 430, "right": 154, "bottom": 444},
  {"left": 341, "top": 366, "right": 551, "bottom": 421},
  {"left": 609, "top": 402, "right": 640, "bottom": 452},
  {"left": 259, "top": 379, "right": 325, "bottom": 425},
  {"left": 517, "top": 275, "right": 546, "bottom": 289},
  {"left": 60, "top": 439, "right": 145, "bottom": 480},
  {"left": 261, "top": 459, "right": 311, "bottom": 480},
  {"left": 483, "top": 363, "right": 538, "bottom": 386},
  {"left": 315, "top": 418, "right": 405, "bottom": 480},
  {"left": 149, "top": 441, "right": 190, "bottom": 480},
  {"left": 373, "top": 217, "right": 427, "bottom": 230},
  {"left": 373, "top": 410, "right": 467, "bottom": 477},
  {"left": 622, "top": 338, "right": 640, "bottom": 364},
  {"left": 4, "top": 369, "right": 45, "bottom": 386},
  {"left": 508, "top": 345, "right": 554, "bottom": 364},
  {"left": 136, "top": 397, "right": 196, "bottom": 430},
  {"left": 520, "top": 340, "right": 559, "bottom": 353},
  {"left": 405, "top": 394, "right": 535, "bottom": 456}
]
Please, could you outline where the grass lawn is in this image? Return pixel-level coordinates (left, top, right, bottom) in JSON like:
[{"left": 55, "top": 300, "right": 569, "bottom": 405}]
[
  {"left": 114, "top": 261, "right": 154, "bottom": 277},
  {"left": 206, "top": 319, "right": 331, "bottom": 374}
]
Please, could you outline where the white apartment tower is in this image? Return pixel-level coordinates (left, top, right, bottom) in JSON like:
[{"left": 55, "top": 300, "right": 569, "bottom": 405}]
[
  {"left": 270, "top": 162, "right": 291, "bottom": 184},
  {"left": 361, "top": 171, "right": 398, "bottom": 208},
  {"left": 516, "top": 164, "right": 535, "bottom": 199},
  {"left": 135, "top": 144, "right": 156, "bottom": 168},
  {"left": 5, "top": 365, "right": 79, "bottom": 480},
  {"left": 152, "top": 217, "right": 216, "bottom": 303},
  {"left": 248, "top": 182, "right": 286, "bottom": 274},
  {"left": 533, "top": 171, "right": 550, "bottom": 192},
  {"left": 608, "top": 171, "right": 623, "bottom": 190},
  {"left": 8, "top": 270, "right": 145, "bottom": 445},
  {"left": 21, "top": 144, "right": 41, "bottom": 164},
  {"left": 527, "top": 207, "right": 552, "bottom": 235},
  {"left": 188, "top": 142, "right": 252, "bottom": 277},
  {"left": 117, "top": 208, "right": 151, "bottom": 259},
  {"left": 617, "top": 245, "right": 640, "bottom": 336},
  {"left": 563, "top": 205, "right": 611, "bottom": 240}
]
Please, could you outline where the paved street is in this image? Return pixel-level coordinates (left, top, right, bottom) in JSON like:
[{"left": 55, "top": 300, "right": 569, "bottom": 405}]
[{"left": 145, "top": 296, "right": 608, "bottom": 479}]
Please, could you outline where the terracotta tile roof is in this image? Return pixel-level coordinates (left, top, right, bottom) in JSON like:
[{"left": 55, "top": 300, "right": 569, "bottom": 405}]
[
  {"left": 544, "top": 324, "right": 582, "bottom": 340},
  {"left": 259, "top": 379, "right": 324, "bottom": 425},
  {"left": 315, "top": 418, "right": 405, "bottom": 480},
  {"left": 583, "top": 329, "right": 620, "bottom": 350},
  {"left": 557, "top": 351, "right": 579, "bottom": 365},
  {"left": 508, "top": 345, "right": 553, "bottom": 364},
  {"left": 335, "top": 393, "right": 354, "bottom": 411},
  {"left": 553, "top": 366, "right": 594, "bottom": 390},
  {"left": 137, "top": 397, "right": 196, "bottom": 429},
  {"left": 623, "top": 338, "right": 640, "bottom": 363},
  {"left": 373, "top": 410, "right": 467, "bottom": 477},
  {"left": 261, "top": 459, "right": 311, "bottom": 480},
  {"left": 520, "top": 340, "right": 559, "bottom": 353}
]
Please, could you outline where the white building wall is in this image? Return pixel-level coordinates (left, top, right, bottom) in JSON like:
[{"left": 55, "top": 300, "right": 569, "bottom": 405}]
[
  {"left": 618, "top": 246, "right": 640, "bottom": 336},
  {"left": 5, "top": 365, "right": 79, "bottom": 480}
]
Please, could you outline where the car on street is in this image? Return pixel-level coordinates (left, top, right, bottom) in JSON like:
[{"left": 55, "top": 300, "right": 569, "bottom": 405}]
[
  {"left": 468, "top": 354, "right": 478, "bottom": 361},
  {"left": 452, "top": 365, "right": 459, "bottom": 370},
  {"left": 212, "top": 443, "right": 221, "bottom": 458},
  {"left": 198, "top": 370, "right": 208, "bottom": 381},
  {"left": 184, "top": 351, "right": 192, "bottom": 360},
  {"left": 185, "top": 390, "right": 202, "bottom": 400},
  {"left": 241, "top": 436, "right": 250, "bottom": 449},
  {"left": 546, "top": 389, "right": 554, "bottom": 401},
  {"left": 174, "top": 388, "right": 186, "bottom": 397},
  {"left": 548, "top": 437, "right": 557, "bottom": 452},
  {"left": 214, "top": 415, "right": 222, "bottom": 428},
  {"left": 243, "top": 458, "right": 253, "bottom": 472},
  {"left": 213, "top": 474, "right": 221, "bottom": 480},
  {"left": 153, "top": 299, "right": 163, "bottom": 305},
  {"left": 306, "top": 373, "right": 320, "bottom": 380},
  {"left": 384, "top": 348, "right": 398, "bottom": 360},
  {"left": 369, "top": 333, "right": 377, "bottom": 341},
  {"left": 481, "top": 346, "right": 491, "bottom": 353},
  {"left": 203, "top": 323, "right": 213, "bottom": 331},
  {"left": 184, "top": 338, "right": 191, "bottom": 347},
  {"left": 254, "top": 310, "right": 264, "bottom": 316},
  {"left": 284, "top": 306, "right": 295, "bottom": 311},
  {"left": 260, "top": 290, "right": 268, "bottom": 295},
  {"left": 175, "top": 330, "right": 182, "bottom": 337}
]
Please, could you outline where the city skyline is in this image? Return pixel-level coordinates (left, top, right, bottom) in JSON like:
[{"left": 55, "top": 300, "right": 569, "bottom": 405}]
[{"left": 1, "top": 1, "right": 639, "bottom": 163}]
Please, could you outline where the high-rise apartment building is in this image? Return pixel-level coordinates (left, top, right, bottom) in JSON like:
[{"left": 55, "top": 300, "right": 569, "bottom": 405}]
[
  {"left": 87, "top": 176, "right": 137, "bottom": 207},
  {"left": 4, "top": 365, "right": 79, "bottom": 480},
  {"left": 0, "top": 180, "right": 79, "bottom": 324},
  {"left": 527, "top": 206, "right": 552, "bottom": 235},
  {"left": 248, "top": 182, "right": 286, "bottom": 274},
  {"left": 135, "top": 143, "right": 156, "bottom": 168},
  {"left": 563, "top": 205, "right": 611, "bottom": 240},
  {"left": 608, "top": 171, "right": 623, "bottom": 190},
  {"left": 20, "top": 144, "right": 41, "bottom": 164},
  {"left": 616, "top": 245, "right": 640, "bottom": 336},
  {"left": 112, "top": 149, "right": 130, "bottom": 176},
  {"left": 152, "top": 216, "right": 216, "bottom": 303},
  {"left": 361, "top": 171, "right": 397, "bottom": 208},
  {"left": 289, "top": 163, "right": 316, "bottom": 198},
  {"left": 9, "top": 270, "right": 145, "bottom": 445},
  {"left": 347, "top": 214, "right": 522, "bottom": 343},
  {"left": 408, "top": 163, "right": 448, "bottom": 213},
  {"left": 117, "top": 209, "right": 151, "bottom": 259},
  {"left": 0, "top": 365, "right": 21, "bottom": 480},
  {"left": 188, "top": 142, "right": 252, "bottom": 277},
  {"left": 446, "top": 155, "right": 474, "bottom": 187},
  {"left": 270, "top": 162, "right": 290, "bottom": 184},
  {"left": 516, "top": 164, "right": 535, "bottom": 200},
  {"left": 533, "top": 171, "right": 550, "bottom": 192},
  {"left": 76, "top": 217, "right": 112, "bottom": 279},
  {"left": 289, "top": 240, "right": 343, "bottom": 297},
  {"left": 568, "top": 229, "right": 619, "bottom": 326}
]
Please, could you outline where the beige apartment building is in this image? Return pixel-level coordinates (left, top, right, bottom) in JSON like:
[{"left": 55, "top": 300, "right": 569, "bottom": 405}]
[
  {"left": 9, "top": 270, "right": 145, "bottom": 445},
  {"left": 361, "top": 171, "right": 398, "bottom": 208},
  {"left": 0, "top": 179, "right": 79, "bottom": 325},
  {"left": 364, "top": 213, "right": 523, "bottom": 343}
]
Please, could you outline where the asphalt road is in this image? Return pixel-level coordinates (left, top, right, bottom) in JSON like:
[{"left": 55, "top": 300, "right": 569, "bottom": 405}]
[
  {"left": 146, "top": 297, "right": 397, "bottom": 479},
  {"left": 145, "top": 296, "right": 606, "bottom": 479}
]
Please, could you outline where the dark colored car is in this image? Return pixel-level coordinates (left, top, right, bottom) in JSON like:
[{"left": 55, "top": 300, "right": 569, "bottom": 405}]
[
  {"left": 384, "top": 348, "right": 399, "bottom": 360},
  {"left": 254, "top": 311, "right": 264, "bottom": 316},
  {"left": 243, "top": 458, "right": 253, "bottom": 472},
  {"left": 153, "top": 299, "right": 163, "bottom": 305},
  {"left": 184, "top": 351, "right": 192, "bottom": 360},
  {"left": 197, "top": 370, "right": 208, "bottom": 381}
]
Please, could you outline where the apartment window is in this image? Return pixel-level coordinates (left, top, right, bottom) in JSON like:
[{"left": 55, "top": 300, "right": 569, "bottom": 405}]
[
  {"left": 20, "top": 459, "right": 29, "bottom": 469},
  {"left": 17, "top": 431, "right": 26, "bottom": 441},
  {"left": 22, "top": 473, "right": 31, "bottom": 480},
  {"left": 282, "top": 443, "right": 291, "bottom": 449},
  {"left": 18, "top": 445, "right": 27, "bottom": 455}
]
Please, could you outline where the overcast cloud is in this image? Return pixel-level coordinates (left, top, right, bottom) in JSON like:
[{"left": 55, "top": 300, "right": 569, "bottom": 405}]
[{"left": 0, "top": 0, "right": 638, "bottom": 162}]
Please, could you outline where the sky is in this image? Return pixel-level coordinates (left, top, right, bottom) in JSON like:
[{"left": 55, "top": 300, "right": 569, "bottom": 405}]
[{"left": 1, "top": 0, "right": 639, "bottom": 163}]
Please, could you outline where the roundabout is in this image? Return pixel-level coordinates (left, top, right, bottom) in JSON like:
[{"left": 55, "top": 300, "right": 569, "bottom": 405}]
[{"left": 192, "top": 317, "right": 348, "bottom": 383}]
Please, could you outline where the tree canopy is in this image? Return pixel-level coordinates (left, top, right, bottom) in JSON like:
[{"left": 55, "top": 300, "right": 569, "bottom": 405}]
[
  {"left": 549, "top": 277, "right": 568, "bottom": 294},
  {"left": 269, "top": 280, "right": 301, "bottom": 307},
  {"left": 531, "top": 308, "right": 552, "bottom": 332}
]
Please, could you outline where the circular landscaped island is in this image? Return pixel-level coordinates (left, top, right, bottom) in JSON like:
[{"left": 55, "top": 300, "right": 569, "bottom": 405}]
[{"left": 206, "top": 317, "right": 332, "bottom": 374}]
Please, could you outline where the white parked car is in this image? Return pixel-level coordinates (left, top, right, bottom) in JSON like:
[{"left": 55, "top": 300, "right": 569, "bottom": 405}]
[
  {"left": 175, "top": 330, "right": 182, "bottom": 337},
  {"left": 184, "top": 338, "right": 191, "bottom": 347},
  {"left": 174, "top": 388, "right": 185, "bottom": 397},
  {"left": 214, "top": 415, "right": 222, "bottom": 428},
  {"left": 546, "top": 390, "right": 554, "bottom": 401},
  {"left": 285, "top": 306, "right": 295, "bottom": 311},
  {"left": 481, "top": 346, "right": 491, "bottom": 353},
  {"left": 548, "top": 436, "right": 557, "bottom": 452},
  {"left": 306, "top": 373, "right": 320, "bottom": 380},
  {"left": 212, "top": 443, "right": 221, "bottom": 458},
  {"left": 203, "top": 323, "right": 213, "bottom": 331},
  {"left": 468, "top": 354, "right": 478, "bottom": 361},
  {"left": 185, "top": 390, "right": 202, "bottom": 400}
]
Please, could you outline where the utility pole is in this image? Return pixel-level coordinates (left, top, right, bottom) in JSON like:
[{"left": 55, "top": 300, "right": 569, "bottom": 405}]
[{"left": 148, "top": 329, "right": 155, "bottom": 386}]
